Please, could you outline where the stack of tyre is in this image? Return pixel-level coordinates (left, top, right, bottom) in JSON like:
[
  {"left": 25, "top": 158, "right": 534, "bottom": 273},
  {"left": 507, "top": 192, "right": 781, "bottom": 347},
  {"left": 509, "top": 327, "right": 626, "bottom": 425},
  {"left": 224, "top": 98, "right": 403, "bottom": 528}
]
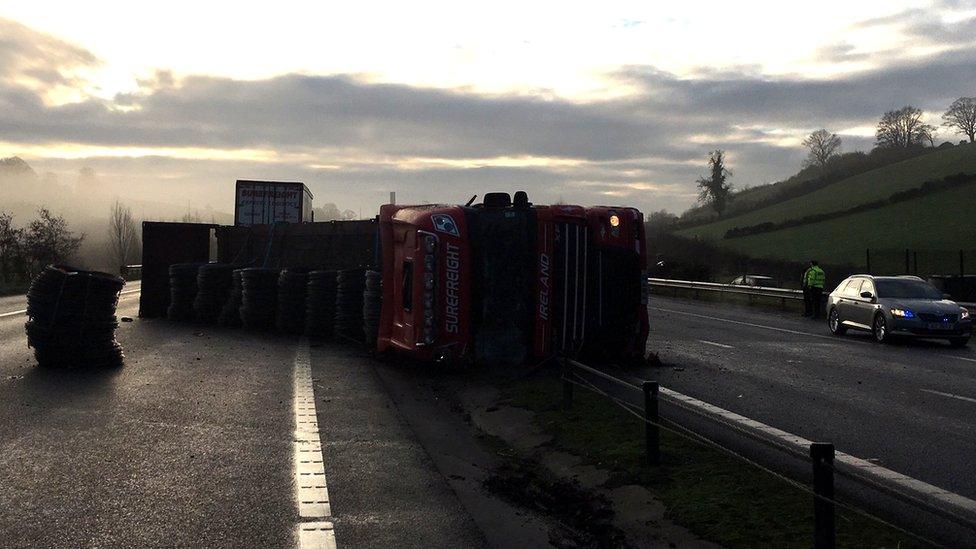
[
  {"left": 193, "top": 263, "right": 234, "bottom": 323},
  {"left": 304, "top": 271, "right": 338, "bottom": 340},
  {"left": 334, "top": 269, "right": 365, "bottom": 341},
  {"left": 363, "top": 270, "right": 382, "bottom": 347},
  {"left": 167, "top": 263, "right": 203, "bottom": 321},
  {"left": 218, "top": 269, "right": 244, "bottom": 327},
  {"left": 240, "top": 268, "right": 279, "bottom": 329},
  {"left": 276, "top": 269, "right": 309, "bottom": 334},
  {"left": 25, "top": 265, "right": 126, "bottom": 368}
]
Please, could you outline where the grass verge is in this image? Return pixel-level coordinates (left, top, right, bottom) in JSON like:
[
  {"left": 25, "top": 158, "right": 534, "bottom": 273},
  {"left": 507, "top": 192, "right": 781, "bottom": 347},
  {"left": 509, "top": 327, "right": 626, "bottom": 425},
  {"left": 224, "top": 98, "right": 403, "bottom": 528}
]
[{"left": 499, "top": 374, "right": 927, "bottom": 548}]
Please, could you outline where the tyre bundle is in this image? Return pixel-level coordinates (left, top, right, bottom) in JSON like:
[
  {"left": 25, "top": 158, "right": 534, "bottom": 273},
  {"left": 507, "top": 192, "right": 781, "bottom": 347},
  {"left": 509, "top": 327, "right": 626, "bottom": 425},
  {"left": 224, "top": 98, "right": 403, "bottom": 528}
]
[
  {"left": 193, "top": 263, "right": 234, "bottom": 323},
  {"left": 363, "top": 270, "right": 382, "bottom": 347},
  {"left": 240, "top": 268, "right": 279, "bottom": 330},
  {"left": 167, "top": 263, "right": 203, "bottom": 321},
  {"left": 276, "top": 269, "right": 309, "bottom": 334},
  {"left": 218, "top": 269, "right": 245, "bottom": 327},
  {"left": 25, "top": 264, "right": 126, "bottom": 368},
  {"left": 304, "top": 271, "right": 338, "bottom": 340},
  {"left": 334, "top": 268, "right": 366, "bottom": 342}
]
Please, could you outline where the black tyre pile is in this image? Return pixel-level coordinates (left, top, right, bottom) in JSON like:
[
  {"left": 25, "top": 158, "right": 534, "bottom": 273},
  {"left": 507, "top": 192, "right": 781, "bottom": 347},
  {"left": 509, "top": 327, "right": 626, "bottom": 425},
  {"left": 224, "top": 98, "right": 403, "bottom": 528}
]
[
  {"left": 218, "top": 269, "right": 245, "bottom": 327},
  {"left": 304, "top": 271, "right": 338, "bottom": 340},
  {"left": 193, "top": 263, "right": 234, "bottom": 323},
  {"left": 334, "top": 269, "right": 365, "bottom": 341},
  {"left": 25, "top": 264, "right": 125, "bottom": 368},
  {"left": 276, "top": 269, "right": 309, "bottom": 334},
  {"left": 167, "top": 263, "right": 202, "bottom": 321},
  {"left": 240, "top": 268, "right": 279, "bottom": 329},
  {"left": 363, "top": 270, "right": 382, "bottom": 346}
]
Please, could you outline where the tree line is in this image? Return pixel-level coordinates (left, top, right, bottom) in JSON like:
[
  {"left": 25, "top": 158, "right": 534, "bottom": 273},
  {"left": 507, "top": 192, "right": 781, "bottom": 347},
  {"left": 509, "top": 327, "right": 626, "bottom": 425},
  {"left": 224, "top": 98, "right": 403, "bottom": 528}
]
[
  {"left": 695, "top": 96, "right": 976, "bottom": 215},
  {"left": 0, "top": 200, "right": 140, "bottom": 290}
]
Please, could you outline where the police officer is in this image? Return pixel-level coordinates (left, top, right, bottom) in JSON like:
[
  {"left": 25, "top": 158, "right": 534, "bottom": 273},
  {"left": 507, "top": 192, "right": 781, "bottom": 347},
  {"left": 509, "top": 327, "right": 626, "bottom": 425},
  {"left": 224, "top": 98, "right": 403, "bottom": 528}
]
[{"left": 802, "top": 260, "right": 826, "bottom": 318}]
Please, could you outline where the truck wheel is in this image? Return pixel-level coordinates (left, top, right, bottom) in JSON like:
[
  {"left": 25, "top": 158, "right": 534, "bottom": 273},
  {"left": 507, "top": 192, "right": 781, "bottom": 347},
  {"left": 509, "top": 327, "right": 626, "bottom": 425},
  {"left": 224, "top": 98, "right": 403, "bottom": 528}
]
[
  {"left": 828, "top": 308, "right": 846, "bottom": 336},
  {"left": 872, "top": 313, "right": 890, "bottom": 344}
]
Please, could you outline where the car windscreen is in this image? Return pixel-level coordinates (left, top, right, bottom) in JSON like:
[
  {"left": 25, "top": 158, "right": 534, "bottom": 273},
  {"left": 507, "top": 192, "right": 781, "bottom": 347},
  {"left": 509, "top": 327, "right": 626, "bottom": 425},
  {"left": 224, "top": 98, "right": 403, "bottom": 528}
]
[{"left": 874, "top": 279, "right": 943, "bottom": 300}]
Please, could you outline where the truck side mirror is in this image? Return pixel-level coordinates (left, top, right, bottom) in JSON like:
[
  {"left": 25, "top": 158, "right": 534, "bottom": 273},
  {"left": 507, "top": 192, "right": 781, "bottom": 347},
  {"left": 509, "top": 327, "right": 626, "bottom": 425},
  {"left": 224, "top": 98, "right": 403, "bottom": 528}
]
[{"left": 860, "top": 291, "right": 874, "bottom": 300}]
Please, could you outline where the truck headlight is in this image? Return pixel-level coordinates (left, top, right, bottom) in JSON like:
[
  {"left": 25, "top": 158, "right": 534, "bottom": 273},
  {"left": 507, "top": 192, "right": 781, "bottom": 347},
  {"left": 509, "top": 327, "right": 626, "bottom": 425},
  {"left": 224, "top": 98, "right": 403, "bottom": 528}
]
[
  {"left": 962, "top": 308, "right": 971, "bottom": 320},
  {"left": 890, "top": 308, "right": 915, "bottom": 318}
]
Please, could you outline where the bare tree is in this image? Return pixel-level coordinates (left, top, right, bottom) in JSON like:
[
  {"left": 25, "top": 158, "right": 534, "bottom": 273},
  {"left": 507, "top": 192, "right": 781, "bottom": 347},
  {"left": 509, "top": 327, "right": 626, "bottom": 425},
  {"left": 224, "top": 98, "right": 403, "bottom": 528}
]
[
  {"left": 23, "top": 208, "right": 84, "bottom": 278},
  {"left": 875, "top": 106, "right": 935, "bottom": 149},
  {"left": 802, "top": 129, "right": 842, "bottom": 171},
  {"left": 942, "top": 97, "right": 976, "bottom": 143},
  {"left": 696, "top": 150, "right": 733, "bottom": 215},
  {"left": 109, "top": 200, "right": 138, "bottom": 270}
]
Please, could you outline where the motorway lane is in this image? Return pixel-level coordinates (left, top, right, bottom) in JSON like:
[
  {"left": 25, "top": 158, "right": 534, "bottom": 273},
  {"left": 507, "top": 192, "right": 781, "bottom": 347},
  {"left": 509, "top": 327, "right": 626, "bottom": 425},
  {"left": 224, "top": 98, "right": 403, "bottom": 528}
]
[
  {"left": 0, "top": 292, "right": 299, "bottom": 547},
  {"left": 642, "top": 295, "right": 976, "bottom": 500},
  {"left": 1, "top": 285, "right": 485, "bottom": 548}
]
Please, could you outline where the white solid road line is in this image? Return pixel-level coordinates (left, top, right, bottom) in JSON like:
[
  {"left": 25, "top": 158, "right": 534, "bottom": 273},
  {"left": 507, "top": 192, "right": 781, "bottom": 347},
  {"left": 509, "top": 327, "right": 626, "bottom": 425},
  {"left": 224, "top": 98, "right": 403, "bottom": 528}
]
[
  {"left": 699, "top": 340, "right": 734, "bottom": 349},
  {"left": 921, "top": 388, "right": 976, "bottom": 404},
  {"left": 651, "top": 306, "right": 839, "bottom": 341},
  {"left": 293, "top": 339, "right": 338, "bottom": 549}
]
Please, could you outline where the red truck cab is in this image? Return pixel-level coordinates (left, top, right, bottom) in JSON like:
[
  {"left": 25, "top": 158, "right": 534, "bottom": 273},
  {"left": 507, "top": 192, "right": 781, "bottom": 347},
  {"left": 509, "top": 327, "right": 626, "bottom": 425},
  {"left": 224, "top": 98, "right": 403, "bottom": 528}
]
[{"left": 377, "top": 194, "right": 648, "bottom": 366}]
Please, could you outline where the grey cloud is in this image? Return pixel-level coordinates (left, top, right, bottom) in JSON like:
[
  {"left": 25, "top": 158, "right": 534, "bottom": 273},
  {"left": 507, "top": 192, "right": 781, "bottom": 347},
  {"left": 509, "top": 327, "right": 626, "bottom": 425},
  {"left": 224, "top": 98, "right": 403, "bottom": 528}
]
[
  {"left": 3, "top": 15, "right": 975, "bottom": 215},
  {"left": 0, "top": 18, "right": 97, "bottom": 85}
]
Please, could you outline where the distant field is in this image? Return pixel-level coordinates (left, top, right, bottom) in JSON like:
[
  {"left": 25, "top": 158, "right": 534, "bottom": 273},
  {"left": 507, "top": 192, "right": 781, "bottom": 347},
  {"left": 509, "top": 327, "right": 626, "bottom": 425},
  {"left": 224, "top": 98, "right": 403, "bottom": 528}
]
[
  {"left": 719, "top": 184, "right": 976, "bottom": 266},
  {"left": 677, "top": 142, "right": 976, "bottom": 241}
]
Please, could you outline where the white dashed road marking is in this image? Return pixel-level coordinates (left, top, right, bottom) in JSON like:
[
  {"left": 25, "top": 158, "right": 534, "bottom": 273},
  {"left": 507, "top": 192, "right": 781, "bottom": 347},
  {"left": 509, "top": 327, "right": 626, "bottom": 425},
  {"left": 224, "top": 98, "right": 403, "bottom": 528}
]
[
  {"left": 293, "top": 339, "right": 337, "bottom": 549},
  {"left": 699, "top": 340, "right": 733, "bottom": 349},
  {"left": 921, "top": 388, "right": 976, "bottom": 404}
]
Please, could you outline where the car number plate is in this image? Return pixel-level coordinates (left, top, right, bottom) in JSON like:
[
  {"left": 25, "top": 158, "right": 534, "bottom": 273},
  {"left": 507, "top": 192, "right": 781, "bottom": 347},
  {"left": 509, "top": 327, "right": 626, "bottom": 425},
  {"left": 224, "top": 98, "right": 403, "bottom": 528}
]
[{"left": 926, "top": 322, "right": 952, "bottom": 330}]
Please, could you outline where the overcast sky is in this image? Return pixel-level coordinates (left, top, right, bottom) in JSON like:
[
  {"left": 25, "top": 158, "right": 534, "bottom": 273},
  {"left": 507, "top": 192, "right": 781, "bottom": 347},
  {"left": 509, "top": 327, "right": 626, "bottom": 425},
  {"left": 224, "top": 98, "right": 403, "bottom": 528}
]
[{"left": 1, "top": 1, "right": 974, "bottom": 216}]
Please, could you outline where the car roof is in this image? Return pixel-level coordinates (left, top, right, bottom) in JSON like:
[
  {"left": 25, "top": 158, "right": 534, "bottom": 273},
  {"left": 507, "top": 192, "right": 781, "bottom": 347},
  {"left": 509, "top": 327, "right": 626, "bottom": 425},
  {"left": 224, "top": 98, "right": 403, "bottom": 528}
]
[{"left": 846, "top": 275, "right": 924, "bottom": 281}]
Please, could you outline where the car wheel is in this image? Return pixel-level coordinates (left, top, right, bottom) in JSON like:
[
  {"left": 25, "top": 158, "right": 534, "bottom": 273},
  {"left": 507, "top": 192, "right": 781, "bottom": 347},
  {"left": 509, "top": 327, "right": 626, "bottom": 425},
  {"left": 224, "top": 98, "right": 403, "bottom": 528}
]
[
  {"left": 949, "top": 337, "right": 970, "bottom": 348},
  {"left": 872, "top": 313, "right": 890, "bottom": 344},
  {"left": 828, "top": 308, "right": 847, "bottom": 335}
]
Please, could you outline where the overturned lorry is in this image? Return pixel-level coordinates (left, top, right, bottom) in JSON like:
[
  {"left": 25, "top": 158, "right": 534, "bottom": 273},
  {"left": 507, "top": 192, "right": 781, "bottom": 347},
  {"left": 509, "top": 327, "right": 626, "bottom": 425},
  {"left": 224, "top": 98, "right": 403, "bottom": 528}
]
[
  {"left": 376, "top": 191, "right": 648, "bottom": 365},
  {"left": 140, "top": 191, "right": 648, "bottom": 366}
]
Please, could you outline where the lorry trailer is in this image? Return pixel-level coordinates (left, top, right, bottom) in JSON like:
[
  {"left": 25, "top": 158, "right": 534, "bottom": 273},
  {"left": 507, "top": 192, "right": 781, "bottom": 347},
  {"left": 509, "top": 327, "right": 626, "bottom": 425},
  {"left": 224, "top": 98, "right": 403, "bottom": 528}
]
[{"left": 376, "top": 192, "right": 647, "bottom": 365}]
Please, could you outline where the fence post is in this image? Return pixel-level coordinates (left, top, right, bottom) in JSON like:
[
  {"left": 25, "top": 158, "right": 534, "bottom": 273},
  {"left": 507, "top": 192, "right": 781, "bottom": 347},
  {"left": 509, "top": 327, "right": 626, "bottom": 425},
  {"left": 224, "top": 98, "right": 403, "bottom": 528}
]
[
  {"left": 961, "top": 250, "right": 966, "bottom": 277},
  {"left": 904, "top": 249, "right": 910, "bottom": 274},
  {"left": 865, "top": 249, "right": 871, "bottom": 274},
  {"left": 913, "top": 251, "right": 918, "bottom": 276},
  {"left": 562, "top": 360, "right": 573, "bottom": 411},
  {"left": 811, "top": 442, "right": 836, "bottom": 549},
  {"left": 643, "top": 381, "right": 660, "bottom": 465}
]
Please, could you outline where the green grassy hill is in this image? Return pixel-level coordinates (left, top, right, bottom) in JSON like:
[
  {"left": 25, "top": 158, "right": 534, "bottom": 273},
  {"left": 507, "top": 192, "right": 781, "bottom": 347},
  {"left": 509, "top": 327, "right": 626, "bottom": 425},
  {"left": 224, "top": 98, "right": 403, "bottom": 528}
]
[
  {"left": 677, "top": 141, "right": 976, "bottom": 241},
  {"left": 718, "top": 183, "right": 976, "bottom": 265}
]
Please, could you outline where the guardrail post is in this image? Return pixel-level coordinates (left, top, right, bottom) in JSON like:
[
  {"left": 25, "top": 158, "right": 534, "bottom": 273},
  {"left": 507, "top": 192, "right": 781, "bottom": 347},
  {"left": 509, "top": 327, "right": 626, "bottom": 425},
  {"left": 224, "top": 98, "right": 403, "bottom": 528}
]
[
  {"left": 811, "top": 442, "right": 836, "bottom": 549},
  {"left": 562, "top": 360, "right": 573, "bottom": 411},
  {"left": 643, "top": 381, "right": 660, "bottom": 465}
]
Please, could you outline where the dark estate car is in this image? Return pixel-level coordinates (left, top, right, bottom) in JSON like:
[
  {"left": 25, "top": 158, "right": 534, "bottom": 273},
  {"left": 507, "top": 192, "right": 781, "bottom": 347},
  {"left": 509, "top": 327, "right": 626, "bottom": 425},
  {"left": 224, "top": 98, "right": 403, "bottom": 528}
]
[{"left": 827, "top": 275, "right": 972, "bottom": 347}]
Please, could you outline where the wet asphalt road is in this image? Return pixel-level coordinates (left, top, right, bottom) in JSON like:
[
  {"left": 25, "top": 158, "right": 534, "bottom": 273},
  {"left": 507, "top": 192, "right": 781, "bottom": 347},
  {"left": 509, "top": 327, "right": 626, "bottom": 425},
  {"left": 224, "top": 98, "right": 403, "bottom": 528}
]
[
  {"left": 641, "top": 294, "right": 976, "bottom": 500},
  {"left": 0, "top": 287, "right": 480, "bottom": 548}
]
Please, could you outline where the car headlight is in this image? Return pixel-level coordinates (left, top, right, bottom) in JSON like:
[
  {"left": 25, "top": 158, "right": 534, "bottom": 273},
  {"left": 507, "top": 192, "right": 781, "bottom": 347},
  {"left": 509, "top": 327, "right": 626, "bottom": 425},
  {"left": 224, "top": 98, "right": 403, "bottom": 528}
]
[
  {"left": 890, "top": 308, "right": 916, "bottom": 318},
  {"left": 962, "top": 308, "right": 971, "bottom": 320}
]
